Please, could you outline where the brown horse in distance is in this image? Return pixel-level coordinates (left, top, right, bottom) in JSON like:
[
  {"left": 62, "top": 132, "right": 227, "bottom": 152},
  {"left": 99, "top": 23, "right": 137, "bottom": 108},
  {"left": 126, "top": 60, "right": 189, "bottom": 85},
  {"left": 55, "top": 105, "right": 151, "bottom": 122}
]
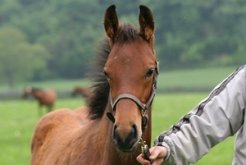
[
  {"left": 31, "top": 5, "right": 158, "bottom": 165},
  {"left": 22, "top": 87, "right": 57, "bottom": 115},
  {"left": 71, "top": 86, "right": 92, "bottom": 104}
]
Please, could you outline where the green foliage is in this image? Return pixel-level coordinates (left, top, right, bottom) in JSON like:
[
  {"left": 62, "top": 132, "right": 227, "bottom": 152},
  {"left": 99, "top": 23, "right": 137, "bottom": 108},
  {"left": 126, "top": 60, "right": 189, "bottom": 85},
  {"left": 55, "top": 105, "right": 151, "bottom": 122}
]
[
  {"left": 0, "top": 27, "right": 49, "bottom": 87},
  {"left": 0, "top": 0, "right": 245, "bottom": 82},
  {"left": 153, "top": 0, "right": 246, "bottom": 69}
]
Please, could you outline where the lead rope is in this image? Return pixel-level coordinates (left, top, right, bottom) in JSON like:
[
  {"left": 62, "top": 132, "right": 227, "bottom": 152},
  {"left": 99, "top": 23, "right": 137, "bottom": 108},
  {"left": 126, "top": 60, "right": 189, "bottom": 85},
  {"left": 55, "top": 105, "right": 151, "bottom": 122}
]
[{"left": 139, "top": 138, "right": 151, "bottom": 162}]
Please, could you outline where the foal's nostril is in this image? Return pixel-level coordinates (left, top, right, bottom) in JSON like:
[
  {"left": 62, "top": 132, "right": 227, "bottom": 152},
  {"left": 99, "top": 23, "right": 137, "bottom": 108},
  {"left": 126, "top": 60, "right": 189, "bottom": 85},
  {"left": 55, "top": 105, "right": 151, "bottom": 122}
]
[
  {"left": 131, "top": 124, "right": 137, "bottom": 139},
  {"left": 113, "top": 124, "right": 138, "bottom": 151}
]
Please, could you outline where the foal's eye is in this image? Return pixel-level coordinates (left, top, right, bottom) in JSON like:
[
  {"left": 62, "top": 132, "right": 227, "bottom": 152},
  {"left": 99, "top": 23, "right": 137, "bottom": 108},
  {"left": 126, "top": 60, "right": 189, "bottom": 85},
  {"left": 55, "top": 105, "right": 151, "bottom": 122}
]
[{"left": 145, "top": 68, "right": 155, "bottom": 78}]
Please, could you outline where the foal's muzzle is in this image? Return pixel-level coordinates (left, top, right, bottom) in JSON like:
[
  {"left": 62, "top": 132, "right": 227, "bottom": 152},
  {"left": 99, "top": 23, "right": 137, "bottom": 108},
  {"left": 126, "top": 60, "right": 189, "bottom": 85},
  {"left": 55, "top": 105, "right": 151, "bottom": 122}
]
[{"left": 113, "top": 124, "right": 138, "bottom": 152}]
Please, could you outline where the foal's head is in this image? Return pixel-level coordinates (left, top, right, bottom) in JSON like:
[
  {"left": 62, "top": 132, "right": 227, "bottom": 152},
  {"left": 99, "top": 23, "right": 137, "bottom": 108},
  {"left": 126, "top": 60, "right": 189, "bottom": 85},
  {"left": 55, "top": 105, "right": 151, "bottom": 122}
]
[{"left": 104, "top": 5, "right": 157, "bottom": 152}]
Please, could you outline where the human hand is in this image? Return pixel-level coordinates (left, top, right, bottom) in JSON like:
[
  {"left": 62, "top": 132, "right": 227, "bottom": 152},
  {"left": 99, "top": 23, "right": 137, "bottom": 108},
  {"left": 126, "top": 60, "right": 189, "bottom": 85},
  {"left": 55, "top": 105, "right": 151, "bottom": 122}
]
[{"left": 136, "top": 146, "right": 167, "bottom": 165}]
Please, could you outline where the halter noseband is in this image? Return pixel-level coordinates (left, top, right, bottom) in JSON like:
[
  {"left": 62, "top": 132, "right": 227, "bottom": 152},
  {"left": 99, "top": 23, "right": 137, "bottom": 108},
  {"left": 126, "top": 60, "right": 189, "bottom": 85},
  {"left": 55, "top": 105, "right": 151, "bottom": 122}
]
[{"left": 110, "top": 82, "right": 156, "bottom": 116}]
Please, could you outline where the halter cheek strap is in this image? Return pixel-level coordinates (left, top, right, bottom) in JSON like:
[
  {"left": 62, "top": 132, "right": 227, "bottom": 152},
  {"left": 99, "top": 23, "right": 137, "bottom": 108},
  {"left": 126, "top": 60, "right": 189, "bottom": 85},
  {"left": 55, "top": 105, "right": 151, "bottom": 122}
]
[{"left": 106, "top": 61, "right": 159, "bottom": 129}]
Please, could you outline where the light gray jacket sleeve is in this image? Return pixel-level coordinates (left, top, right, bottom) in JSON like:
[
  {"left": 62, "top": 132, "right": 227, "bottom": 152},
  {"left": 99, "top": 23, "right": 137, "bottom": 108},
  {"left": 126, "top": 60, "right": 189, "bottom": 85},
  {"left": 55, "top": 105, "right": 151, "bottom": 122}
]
[{"left": 154, "top": 65, "right": 246, "bottom": 165}]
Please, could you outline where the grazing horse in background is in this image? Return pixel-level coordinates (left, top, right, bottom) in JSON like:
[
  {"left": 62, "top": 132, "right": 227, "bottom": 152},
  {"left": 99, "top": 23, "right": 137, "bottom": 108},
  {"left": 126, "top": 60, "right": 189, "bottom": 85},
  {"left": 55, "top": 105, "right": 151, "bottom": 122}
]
[
  {"left": 71, "top": 86, "right": 92, "bottom": 104},
  {"left": 22, "top": 87, "right": 57, "bottom": 115},
  {"left": 31, "top": 5, "right": 158, "bottom": 165}
]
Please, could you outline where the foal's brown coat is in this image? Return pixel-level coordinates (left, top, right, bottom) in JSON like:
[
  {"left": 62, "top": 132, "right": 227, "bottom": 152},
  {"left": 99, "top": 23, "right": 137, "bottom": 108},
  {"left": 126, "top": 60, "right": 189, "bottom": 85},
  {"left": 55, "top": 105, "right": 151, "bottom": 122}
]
[{"left": 31, "top": 5, "right": 157, "bottom": 165}]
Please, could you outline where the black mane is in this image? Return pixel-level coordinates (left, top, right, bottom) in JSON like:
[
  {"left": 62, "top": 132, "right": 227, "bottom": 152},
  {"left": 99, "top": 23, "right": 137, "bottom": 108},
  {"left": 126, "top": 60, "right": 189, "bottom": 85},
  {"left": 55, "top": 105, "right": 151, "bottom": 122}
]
[
  {"left": 88, "top": 24, "right": 140, "bottom": 120},
  {"left": 88, "top": 40, "right": 111, "bottom": 119}
]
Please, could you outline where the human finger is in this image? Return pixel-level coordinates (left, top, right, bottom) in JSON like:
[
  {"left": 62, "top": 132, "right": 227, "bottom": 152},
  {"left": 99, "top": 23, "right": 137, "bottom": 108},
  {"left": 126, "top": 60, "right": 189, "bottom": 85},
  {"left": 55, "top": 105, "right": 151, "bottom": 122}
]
[{"left": 136, "top": 153, "right": 151, "bottom": 165}]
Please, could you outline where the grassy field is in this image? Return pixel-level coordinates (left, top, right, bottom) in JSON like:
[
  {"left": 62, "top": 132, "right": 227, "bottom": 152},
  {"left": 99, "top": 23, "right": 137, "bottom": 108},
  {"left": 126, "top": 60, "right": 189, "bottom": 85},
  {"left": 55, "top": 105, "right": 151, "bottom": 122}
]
[
  {"left": 157, "top": 66, "right": 237, "bottom": 91},
  {"left": 0, "top": 93, "right": 235, "bottom": 165}
]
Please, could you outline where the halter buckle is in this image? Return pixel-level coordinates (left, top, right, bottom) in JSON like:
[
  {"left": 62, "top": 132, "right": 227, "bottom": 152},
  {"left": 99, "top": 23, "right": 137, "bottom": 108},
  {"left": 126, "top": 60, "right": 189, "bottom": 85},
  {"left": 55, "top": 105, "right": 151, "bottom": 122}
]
[
  {"left": 140, "top": 106, "right": 146, "bottom": 117},
  {"left": 138, "top": 138, "right": 151, "bottom": 161}
]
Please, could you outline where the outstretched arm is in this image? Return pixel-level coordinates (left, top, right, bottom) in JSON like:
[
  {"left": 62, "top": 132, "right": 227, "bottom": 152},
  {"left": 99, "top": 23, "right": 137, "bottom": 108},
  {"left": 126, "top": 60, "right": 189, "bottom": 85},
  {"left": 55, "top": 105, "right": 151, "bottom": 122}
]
[{"left": 137, "top": 65, "right": 246, "bottom": 165}]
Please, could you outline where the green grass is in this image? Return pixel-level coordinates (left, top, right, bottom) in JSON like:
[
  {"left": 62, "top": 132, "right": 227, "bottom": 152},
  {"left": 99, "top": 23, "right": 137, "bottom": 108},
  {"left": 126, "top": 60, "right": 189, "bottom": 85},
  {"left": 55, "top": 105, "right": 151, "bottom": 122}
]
[
  {"left": 0, "top": 94, "right": 235, "bottom": 164},
  {"left": 157, "top": 66, "right": 237, "bottom": 92},
  {"left": 0, "top": 98, "right": 84, "bottom": 165}
]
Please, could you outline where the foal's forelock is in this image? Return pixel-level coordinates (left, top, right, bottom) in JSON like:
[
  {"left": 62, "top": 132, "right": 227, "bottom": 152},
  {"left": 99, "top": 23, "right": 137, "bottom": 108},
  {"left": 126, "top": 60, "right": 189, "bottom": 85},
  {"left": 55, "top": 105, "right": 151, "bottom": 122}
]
[{"left": 111, "top": 24, "right": 140, "bottom": 43}]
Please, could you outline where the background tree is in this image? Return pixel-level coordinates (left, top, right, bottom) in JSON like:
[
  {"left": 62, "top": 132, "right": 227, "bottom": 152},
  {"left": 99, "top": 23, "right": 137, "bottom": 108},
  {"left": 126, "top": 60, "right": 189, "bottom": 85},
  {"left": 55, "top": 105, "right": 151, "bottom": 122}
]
[
  {"left": 0, "top": 0, "right": 245, "bottom": 82},
  {"left": 0, "top": 27, "right": 49, "bottom": 88}
]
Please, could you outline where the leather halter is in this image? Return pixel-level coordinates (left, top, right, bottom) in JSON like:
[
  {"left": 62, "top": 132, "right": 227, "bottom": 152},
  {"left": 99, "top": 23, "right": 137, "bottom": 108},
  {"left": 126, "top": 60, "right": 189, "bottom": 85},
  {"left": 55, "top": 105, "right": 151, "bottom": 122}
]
[
  {"left": 110, "top": 81, "right": 157, "bottom": 116},
  {"left": 106, "top": 62, "right": 159, "bottom": 130}
]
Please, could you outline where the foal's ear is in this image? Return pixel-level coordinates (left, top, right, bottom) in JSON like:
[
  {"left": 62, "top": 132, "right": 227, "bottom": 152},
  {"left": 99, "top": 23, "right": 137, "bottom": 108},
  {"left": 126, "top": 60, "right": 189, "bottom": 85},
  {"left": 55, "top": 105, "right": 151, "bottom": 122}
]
[
  {"left": 139, "top": 5, "right": 155, "bottom": 41},
  {"left": 104, "top": 5, "right": 119, "bottom": 40}
]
